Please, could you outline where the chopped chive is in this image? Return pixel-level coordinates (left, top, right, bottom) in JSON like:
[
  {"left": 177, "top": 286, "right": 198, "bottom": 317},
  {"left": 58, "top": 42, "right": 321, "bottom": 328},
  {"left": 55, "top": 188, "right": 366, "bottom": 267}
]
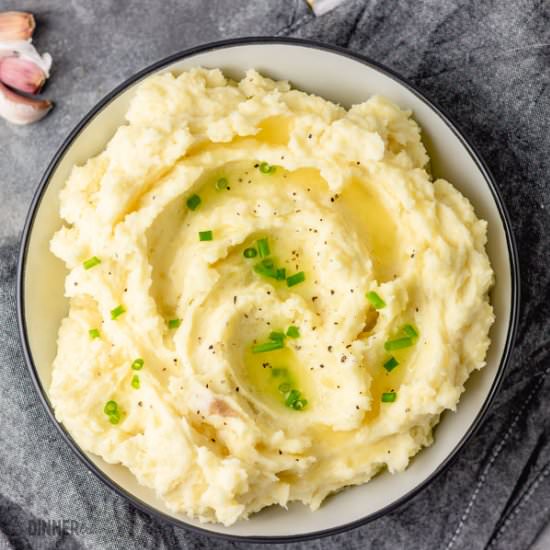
[
  {"left": 104, "top": 400, "right": 118, "bottom": 415},
  {"left": 110, "top": 305, "right": 126, "bottom": 320},
  {"left": 252, "top": 340, "right": 284, "bottom": 353},
  {"left": 383, "top": 356, "right": 399, "bottom": 372},
  {"left": 403, "top": 324, "right": 418, "bottom": 338},
  {"left": 83, "top": 256, "right": 101, "bottom": 270},
  {"left": 215, "top": 177, "right": 229, "bottom": 190},
  {"left": 278, "top": 382, "right": 291, "bottom": 393},
  {"left": 285, "top": 389, "right": 301, "bottom": 407},
  {"left": 384, "top": 337, "right": 414, "bottom": 351},
  {"left": 259, "top": 162, "right": 276, "bottom": 174},
  {"left": 366, "top": 291, "right": 386, "bottom": 309},
  {"left": 168, "top": 318, "right": 182, "bottom": 329},
  {"left": 253, "top": 262, "right": 278, "bottom": 279},
  {"left": 243, "top": 247, "right": 257, "bottom": 258},
  {"left": 261, "top": 258, "right": 274, "bottom": 268},
  {"left": 286, "top": 326, "right": 300, "bottom": 338},
  {"left": 131, "top": 358, "right": 144, "bottom": 370},
  {"left": 199, "top": 230, "right": 213, "bottom": 241},
  {"left": 89, "top": 328, "right": 101, "bottom": 339},
  {"left": 287, "top": 271, "right": 305, "bottom": 287},
  {"left": 257, "top": 238, "right": 270, "bottom": 257},
  {"left": 381, "top": 392, "right": 397, "bottom": 403},
  {"left": 186, "top": 194, "right": 201, "bottom": 211},
  {"left": 276, "top": 268, "right": 286, "bottom": 280},
  {"left": 292, "top": 398, "right": 307, "bottom": 410},
  {"left": 131, "top": 374, "right": 140, "bottom": 389},
  {"left": 271, "top": 368, "right": 288, "bottom": 377},
  {"left": 104, "top": 400, "right": 121, "bottom": 424},
  {"left": 108, "top": 410, "right": 121, "bottom": 424},
  {"left": 269, "top": 331, "right": 286, "bottom": 342}
]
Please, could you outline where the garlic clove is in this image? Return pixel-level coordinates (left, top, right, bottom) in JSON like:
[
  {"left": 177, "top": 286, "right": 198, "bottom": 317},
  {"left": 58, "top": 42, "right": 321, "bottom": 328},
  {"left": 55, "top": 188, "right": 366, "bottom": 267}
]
[
  {"left": 0, "top": 55, "right": 46, "bottom": 93},
  {"left": 0, "top": 42, "right": 52, "bottom": 77},
  {"left": 0, "top": 81, "right": 52, "bottom": 125},
  {"left": 0, "top": 11, "right": 35, "bottom": 41}
]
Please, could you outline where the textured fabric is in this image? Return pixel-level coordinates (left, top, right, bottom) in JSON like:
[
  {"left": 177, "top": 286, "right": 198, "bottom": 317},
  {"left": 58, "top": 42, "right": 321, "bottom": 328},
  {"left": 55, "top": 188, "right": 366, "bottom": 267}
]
[{"left": 1, "top": 1, "right": 549, "bottom": 549}]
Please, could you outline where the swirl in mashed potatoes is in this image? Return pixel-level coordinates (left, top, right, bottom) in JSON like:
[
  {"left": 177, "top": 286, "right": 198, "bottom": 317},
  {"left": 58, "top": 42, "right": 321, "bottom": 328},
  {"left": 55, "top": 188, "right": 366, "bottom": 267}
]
[{"left": 50, "top": 68, "right": 494, "bottom": 525}]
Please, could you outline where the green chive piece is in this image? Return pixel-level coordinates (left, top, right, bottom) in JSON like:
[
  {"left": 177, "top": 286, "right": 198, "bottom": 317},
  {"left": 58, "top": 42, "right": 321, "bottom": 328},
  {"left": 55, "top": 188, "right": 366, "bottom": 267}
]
[
  {"left": 403, "top": 324, "right": 418, "bottom": 338},
  {"left": 104, "top": 400, "right": 122, "bottom": 424},
  {"left": 381, "top": 392, "right": 397, "bottom": 403},
  {"left": 285, "top": 389, "right": 301, "bottom": 407},
  {"left": 278, "top": 382, "right": 291, "bottom": 393},
  {"left": 108, "top": 411, "right": 121, "bottom": 424},
  {"left": 292, "top": 398, "right": 307, "bottom": 410},
  {"left": 131, "top": 358, "right": 144, "bottom": 370},
  {"left": 286, "top": 326, "right": 300, "bottom": 338},
  {"left": 83, "top": 256, "right": 101, "bottom": 270},
  {"left": 243, "top": 247, "right": 257, "bottom": 259},
  {"left": 366, "top": 291, "right": 386, "bottom": 309},
  {"left": 259, "top": 162, "right": 276, "bottom": 174},
  {"left": 287, "top": 271, "right": 305, "bottom": 287},
  {"left": 199, "top": 230, "right": 213, "bottom": 241},
  {"left": 383, "top": 356, "right": 399, "bottom": 372},
  {"left": 271, "top": 368, "right": 288, "bottom": 377},
  {"left": 384, "top": 337, "right": 414, "bottom": 351},
  {"left": 215, "top": 177, "right": 229, "bottom": 190},
  {"left": 253, "top": 261, "right": 278, "bottom": 279},
  {"left": 168, "top": 318, "right": 182, "bottom": 329},
  {"left": 186, "top": 194, "right": 201, "bottom": 211},
  {"left": 276, "top": 268, "right": 286, "bottom": 280},
  {"left": 252, "top": 340, "right": 284, "bottom": 353},
  {"left": 110, "top": 305, "right": 126, "bottom": 320},
  {"left": 261, "top": 258, "right": 274, "bottom": 268},
  {"left": 104, "top": 400, "right": 118, "bottom": 415},
  {"left": 89, "top": 328, "right": 101, "bottom": 339},
  {"left": 257, "top": 238, "right": 270, "bottom": 258},
  {"left": 131, "top": 374, "right": 140, "bottom": 389},
  {"left": 269, "top": 331, "right": 286, "bottom": 342}
]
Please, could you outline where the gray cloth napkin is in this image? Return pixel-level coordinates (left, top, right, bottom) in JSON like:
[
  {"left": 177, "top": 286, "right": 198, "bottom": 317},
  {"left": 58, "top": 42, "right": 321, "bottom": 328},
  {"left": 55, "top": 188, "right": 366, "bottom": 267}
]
[{"left": 1, "top": 1, "right": 549, "bottom": 548}]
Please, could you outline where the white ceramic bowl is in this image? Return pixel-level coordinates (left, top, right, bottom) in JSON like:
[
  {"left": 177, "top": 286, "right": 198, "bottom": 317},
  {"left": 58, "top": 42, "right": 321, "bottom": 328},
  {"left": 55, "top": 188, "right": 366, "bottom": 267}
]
[{"left": 17, "top": 38, "right": 519, "bottom": 542}]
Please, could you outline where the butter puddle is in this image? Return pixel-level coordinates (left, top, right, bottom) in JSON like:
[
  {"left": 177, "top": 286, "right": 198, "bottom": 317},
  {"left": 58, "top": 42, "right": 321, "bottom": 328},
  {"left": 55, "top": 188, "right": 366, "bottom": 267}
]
[
  {"left": 256, "top": 115, "right": 292, "bottom": 145},
  {"left": 242, "top": 341, "right": 312, "bottom": 412},
  {"left": 337, "top": 177, "right": 401, "bottom": 282},
  {"left": 363, "top": 342, "right": 414, "bottom": 423}
]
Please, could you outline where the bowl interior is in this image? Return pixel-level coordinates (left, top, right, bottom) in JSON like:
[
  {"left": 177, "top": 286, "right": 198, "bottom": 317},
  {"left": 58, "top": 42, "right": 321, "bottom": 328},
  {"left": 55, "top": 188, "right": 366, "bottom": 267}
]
[{"left": 20, "top": 41, "right": 516, "bottom": 539}]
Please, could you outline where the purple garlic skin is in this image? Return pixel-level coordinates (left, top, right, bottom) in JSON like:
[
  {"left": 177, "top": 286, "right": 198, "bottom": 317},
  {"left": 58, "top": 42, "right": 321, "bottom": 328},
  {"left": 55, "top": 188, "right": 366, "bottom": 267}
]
[
  {"left": 0, "top": 80, "right": 52, "bottom": 125},
  {"left": 0, "top": 55, "right": 46, "bottom": 94}
]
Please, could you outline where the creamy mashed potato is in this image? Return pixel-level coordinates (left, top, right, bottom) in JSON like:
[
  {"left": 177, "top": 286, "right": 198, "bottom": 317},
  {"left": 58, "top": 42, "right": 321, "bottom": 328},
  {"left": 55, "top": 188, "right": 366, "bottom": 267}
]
[{"left": 50, "top": 68, "right": 494, "bottom": 525}]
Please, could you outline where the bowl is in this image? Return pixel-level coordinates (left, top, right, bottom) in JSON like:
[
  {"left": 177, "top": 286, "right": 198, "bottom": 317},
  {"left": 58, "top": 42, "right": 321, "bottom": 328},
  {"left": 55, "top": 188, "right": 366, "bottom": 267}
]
[{"left": 17, "top": 38, "right": 519, "bottom": 542}]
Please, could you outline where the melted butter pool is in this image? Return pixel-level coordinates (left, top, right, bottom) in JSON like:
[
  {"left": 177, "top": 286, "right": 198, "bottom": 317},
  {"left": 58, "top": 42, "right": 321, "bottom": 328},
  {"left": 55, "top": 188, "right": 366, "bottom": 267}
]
[
  {"left": 338, "top": 177, "right": 401, "bottom": 282},
  {"left": 242, "top": 340, "right": 312, "bottom": 411},
  {"left": 256, "top": 115, "right": 292, "bottom": 145},
  {"left": 363, "top": 338, "right": 415, "bottom": 423}
]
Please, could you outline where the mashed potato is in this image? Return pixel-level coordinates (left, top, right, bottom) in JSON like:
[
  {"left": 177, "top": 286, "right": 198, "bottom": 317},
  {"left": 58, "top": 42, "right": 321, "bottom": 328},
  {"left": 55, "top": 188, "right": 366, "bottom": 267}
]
[{"left": 50, "top": 68, "right": 494, "bottom": 525}]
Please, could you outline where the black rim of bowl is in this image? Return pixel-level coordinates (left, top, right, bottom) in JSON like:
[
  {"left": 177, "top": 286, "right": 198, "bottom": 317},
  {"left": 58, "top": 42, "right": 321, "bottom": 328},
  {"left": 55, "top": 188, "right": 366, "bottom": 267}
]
[{"left": 16, "top": 37, "right": 520, "bottom": 544}]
